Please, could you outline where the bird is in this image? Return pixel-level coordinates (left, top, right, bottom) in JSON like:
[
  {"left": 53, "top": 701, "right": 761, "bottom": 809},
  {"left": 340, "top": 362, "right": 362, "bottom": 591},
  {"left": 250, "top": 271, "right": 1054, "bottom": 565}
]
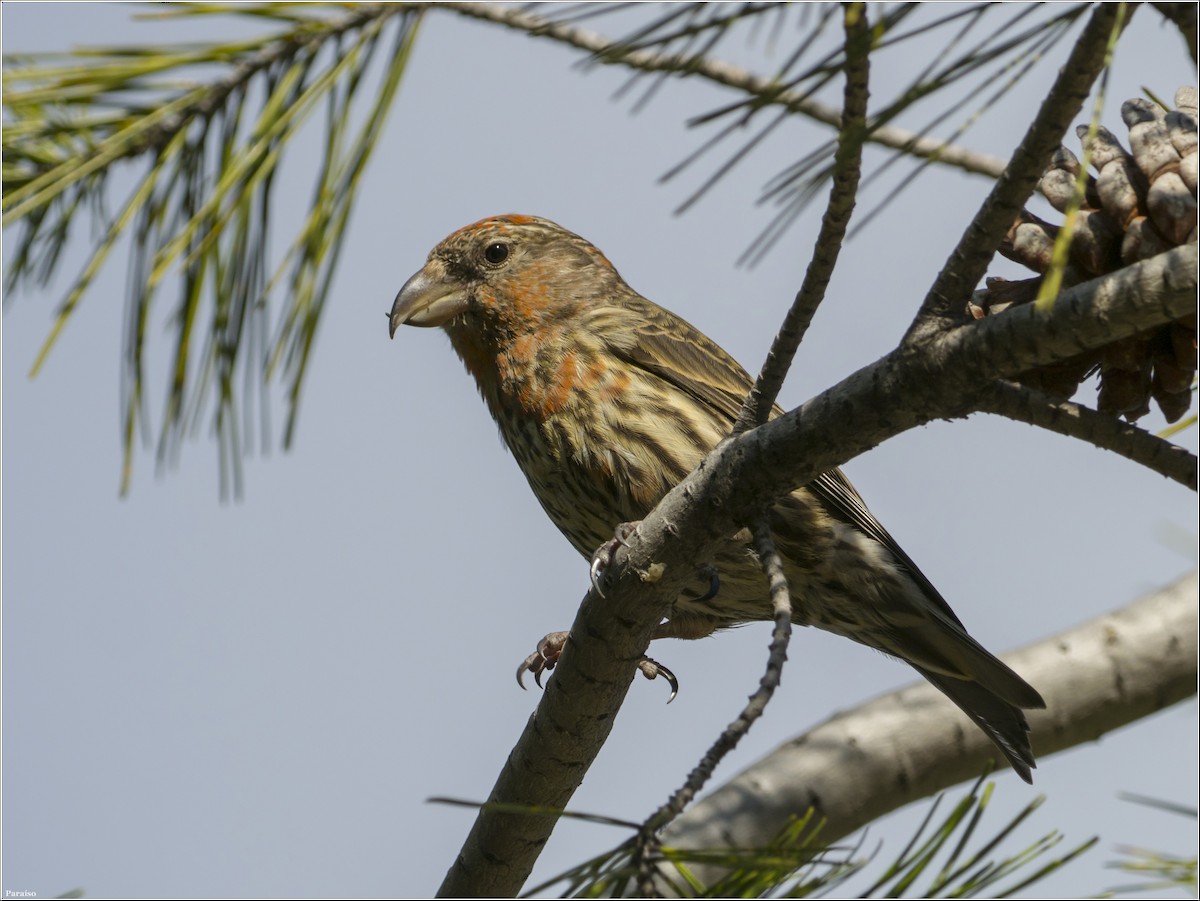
[{"left": 388, "top": 213, "right": 1045, "bottom": 782}]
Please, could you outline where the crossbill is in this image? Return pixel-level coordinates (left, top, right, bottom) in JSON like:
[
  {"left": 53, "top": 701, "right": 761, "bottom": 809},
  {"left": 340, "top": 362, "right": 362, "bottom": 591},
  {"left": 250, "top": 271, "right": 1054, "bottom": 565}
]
[{"left": 389, "top": 214, "right": 1044, "bottom": 781}]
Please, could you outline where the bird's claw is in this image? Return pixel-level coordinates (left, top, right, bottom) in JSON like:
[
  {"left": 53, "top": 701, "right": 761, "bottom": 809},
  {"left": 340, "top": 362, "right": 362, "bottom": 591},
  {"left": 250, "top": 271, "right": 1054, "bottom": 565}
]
[
  {"left": 588, "top": 558, "right": 604, "bottom": 597},
  {"left": 638, "top": 655, "right": 680, "bottom": 703},
  {"left": 515, "top": 629, "right": 679, "bottom": 703},
  {"left": 516, "top": 630, "right": 569, "bottom": 690},
  {"left": 589, "top": 521, "right": 641, "bottom": 598}
]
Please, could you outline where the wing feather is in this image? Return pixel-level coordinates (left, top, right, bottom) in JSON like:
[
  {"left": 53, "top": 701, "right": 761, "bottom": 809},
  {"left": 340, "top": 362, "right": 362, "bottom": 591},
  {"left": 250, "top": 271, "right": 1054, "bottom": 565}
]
[
  {"left": 607, "top": 295, "right": 955, "bottom": 621},
  {"left": 609, "top": 294, "right": 753, "bottom": 424}
]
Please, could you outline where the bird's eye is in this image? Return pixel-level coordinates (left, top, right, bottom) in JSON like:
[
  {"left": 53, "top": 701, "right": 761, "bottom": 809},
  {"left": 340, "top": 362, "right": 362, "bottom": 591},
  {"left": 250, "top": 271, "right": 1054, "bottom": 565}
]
[{"left": 483, "top": 242, "right": 510, "bottom": 265}]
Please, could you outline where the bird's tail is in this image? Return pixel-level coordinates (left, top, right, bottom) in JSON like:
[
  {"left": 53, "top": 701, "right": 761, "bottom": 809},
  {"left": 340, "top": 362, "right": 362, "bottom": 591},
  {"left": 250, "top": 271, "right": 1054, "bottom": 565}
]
[{"left": 917, "top": 668, "right": 1040, "bottom": 783}]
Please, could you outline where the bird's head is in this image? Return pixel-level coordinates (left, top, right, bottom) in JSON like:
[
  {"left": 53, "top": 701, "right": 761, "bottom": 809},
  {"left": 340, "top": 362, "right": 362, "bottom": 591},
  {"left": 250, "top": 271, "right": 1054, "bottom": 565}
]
[{"left": 389, "top": 214, "right": 622, "bottom": 341}]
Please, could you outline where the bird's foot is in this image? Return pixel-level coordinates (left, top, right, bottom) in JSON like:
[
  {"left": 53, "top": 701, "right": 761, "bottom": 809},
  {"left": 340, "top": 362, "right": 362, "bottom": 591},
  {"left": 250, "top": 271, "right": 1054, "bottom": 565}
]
[
  {"left": 589, "top": 521, "right": 641, "bottom": 597},
  {"left": 517, "top": 630, "right": 569, "bottom": 690},
  {"left": 516, "top": 629, "right": 679, "bottom": 702}
]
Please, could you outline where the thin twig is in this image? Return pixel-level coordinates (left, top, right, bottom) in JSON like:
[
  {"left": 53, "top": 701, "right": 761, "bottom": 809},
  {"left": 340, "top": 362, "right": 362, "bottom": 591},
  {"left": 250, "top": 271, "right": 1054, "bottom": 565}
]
[
  {"left": 439, "top": 1, "right": 1008, "bottom": 178},
  {"left": 978, "top": 381, "right": 1198, "bottom": 491},
  {"left": 733, "top": 2, "right": 871, "bottom": 434},
  {"left": 903, "top": 3, "right": 1131, "bottom": 343},
  {"left": 633, "top": 513, "right": 794, "bottom": 895}
]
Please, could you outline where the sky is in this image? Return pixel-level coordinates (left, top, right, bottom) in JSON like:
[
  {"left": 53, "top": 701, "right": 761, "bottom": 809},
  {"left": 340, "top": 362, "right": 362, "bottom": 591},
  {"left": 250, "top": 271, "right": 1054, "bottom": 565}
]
[{"left": 3, "top": 4, "right": 1197, "bottom": 898}]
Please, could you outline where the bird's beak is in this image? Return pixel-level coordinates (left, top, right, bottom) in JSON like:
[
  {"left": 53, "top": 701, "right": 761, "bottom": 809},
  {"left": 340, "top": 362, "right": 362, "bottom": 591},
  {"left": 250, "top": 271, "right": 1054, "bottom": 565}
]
[{"left": 389, "top": 260, "right": 469, "bottom": 337}]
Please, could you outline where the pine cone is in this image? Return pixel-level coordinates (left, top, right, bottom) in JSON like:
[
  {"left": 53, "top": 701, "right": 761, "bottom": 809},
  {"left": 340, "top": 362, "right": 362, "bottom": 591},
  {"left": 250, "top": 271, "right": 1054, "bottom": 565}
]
[{"left": 972, "top": 87, "right": 1198, "bottom": 422}]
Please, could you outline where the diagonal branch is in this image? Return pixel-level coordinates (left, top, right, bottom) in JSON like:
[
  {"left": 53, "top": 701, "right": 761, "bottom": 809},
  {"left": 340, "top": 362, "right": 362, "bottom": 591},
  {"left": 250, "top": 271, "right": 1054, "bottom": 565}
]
[
  {"left": 904, "top": 2, "right": 1130, "bottom": 343},
  {"left": 436, "top": 1, "right": 1008, "bottom": 179},
  {"left": 977, "top": 380, "right": 1198, "bottom": 490}
]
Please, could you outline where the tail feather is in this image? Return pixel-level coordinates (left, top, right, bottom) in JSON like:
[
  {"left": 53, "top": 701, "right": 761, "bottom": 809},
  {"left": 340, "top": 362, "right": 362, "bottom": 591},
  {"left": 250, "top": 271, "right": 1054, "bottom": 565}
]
[
  {"left": 901, "top": 620, "right": 1047, "bottom": 711},
  {"left": 918, "top": 668, "right": 1039, "bottom": 783}
]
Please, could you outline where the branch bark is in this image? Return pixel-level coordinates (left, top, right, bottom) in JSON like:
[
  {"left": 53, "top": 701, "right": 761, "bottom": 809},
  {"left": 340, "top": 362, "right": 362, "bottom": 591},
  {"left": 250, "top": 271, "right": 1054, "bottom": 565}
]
[
  {"left": 737, "top": 244, "right": 1196, "bottom": 509},
  {"left": 660, "top": 571, "right": 1199, "bottom": 883}
]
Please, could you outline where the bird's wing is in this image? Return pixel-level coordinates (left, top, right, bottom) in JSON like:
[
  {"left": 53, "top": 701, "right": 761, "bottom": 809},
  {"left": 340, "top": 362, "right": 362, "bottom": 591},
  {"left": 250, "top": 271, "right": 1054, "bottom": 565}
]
[
  {"left": 807, "top": 469, "right": 968, "bottom": 630},
  {"left": 608, "top": 294, "right": 972, "bottom": 627},
  {"left": 812, "top": 470, "right": 1045, "bottom": 708},
  {"left": 610, "top": 294, "right": 755, "bottom": 425}
]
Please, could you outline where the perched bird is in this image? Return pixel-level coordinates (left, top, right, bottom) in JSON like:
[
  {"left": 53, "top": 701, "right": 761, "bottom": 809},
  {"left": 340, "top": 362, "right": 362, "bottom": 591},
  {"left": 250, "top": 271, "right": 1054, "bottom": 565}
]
[{"left": 389, "top": 214, "right": 1045, "bottom": 781}]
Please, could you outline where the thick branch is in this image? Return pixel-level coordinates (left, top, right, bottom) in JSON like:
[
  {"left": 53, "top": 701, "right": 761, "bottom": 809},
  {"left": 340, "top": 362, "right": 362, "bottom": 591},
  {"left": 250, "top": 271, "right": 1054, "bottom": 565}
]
[
  {"left": 660, "top": 571, "right": 1199, "bottom": 881},
  {"left": 436, "top": 2, "right": 1007, "bottom": 179},
  {"left": 978, "top": 380, "right": 1199, "bottom": 490},
  {"left": 436, "top": 239, "right": 1194, "bottom": 895},
  {"left": 435, "top": 580, "right": 657, "bottom": 897},
  {"left": 905, "top": 3, "right": 1129, "bottom": 342}
]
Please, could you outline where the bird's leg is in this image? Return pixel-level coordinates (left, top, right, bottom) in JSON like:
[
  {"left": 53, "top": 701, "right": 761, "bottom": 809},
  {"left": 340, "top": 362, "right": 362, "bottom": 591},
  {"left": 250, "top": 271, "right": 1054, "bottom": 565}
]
[
  {"left": 589, "top": 521, "right": 640, "bottom": 597},
  {"left": 517, "top": 522, "right": 711, "bottom": 701},
  {"left": 516, "top": 628, "right": 680, "bottom": 702}
]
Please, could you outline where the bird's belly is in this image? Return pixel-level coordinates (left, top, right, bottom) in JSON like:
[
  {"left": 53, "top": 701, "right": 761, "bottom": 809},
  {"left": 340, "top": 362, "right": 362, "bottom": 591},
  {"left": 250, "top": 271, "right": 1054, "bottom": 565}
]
[
  {"left": 497, "top": 405, "right": 912, "bottom": 646},
  {"left": 499, "top": 414, "right": 653, "bottom": 558},
  {"left": 669, "top": 507, "right": 917, "bottom": 643}
]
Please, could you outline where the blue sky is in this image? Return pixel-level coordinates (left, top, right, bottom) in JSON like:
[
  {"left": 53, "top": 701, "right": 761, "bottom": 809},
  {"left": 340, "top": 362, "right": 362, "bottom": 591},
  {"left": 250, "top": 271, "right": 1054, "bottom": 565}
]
[{"left": 3, "top": 4, "right": 1197, "bottom": 897}]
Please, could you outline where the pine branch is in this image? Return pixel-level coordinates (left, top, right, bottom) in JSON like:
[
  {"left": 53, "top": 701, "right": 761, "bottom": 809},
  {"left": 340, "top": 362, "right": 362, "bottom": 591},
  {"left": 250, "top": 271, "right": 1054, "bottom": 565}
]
[
  {"left": 737, "top": 245, "right": 1196, "bottom": 513},
  {"left": 3, "top": 5, "right": 404, "bottom": 224},
  {"left": 4, "top": 4, "right": 422, "bottom": 495},
  {"left": 437, "top": 2, "right": 1008, "bottom": 179}
]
